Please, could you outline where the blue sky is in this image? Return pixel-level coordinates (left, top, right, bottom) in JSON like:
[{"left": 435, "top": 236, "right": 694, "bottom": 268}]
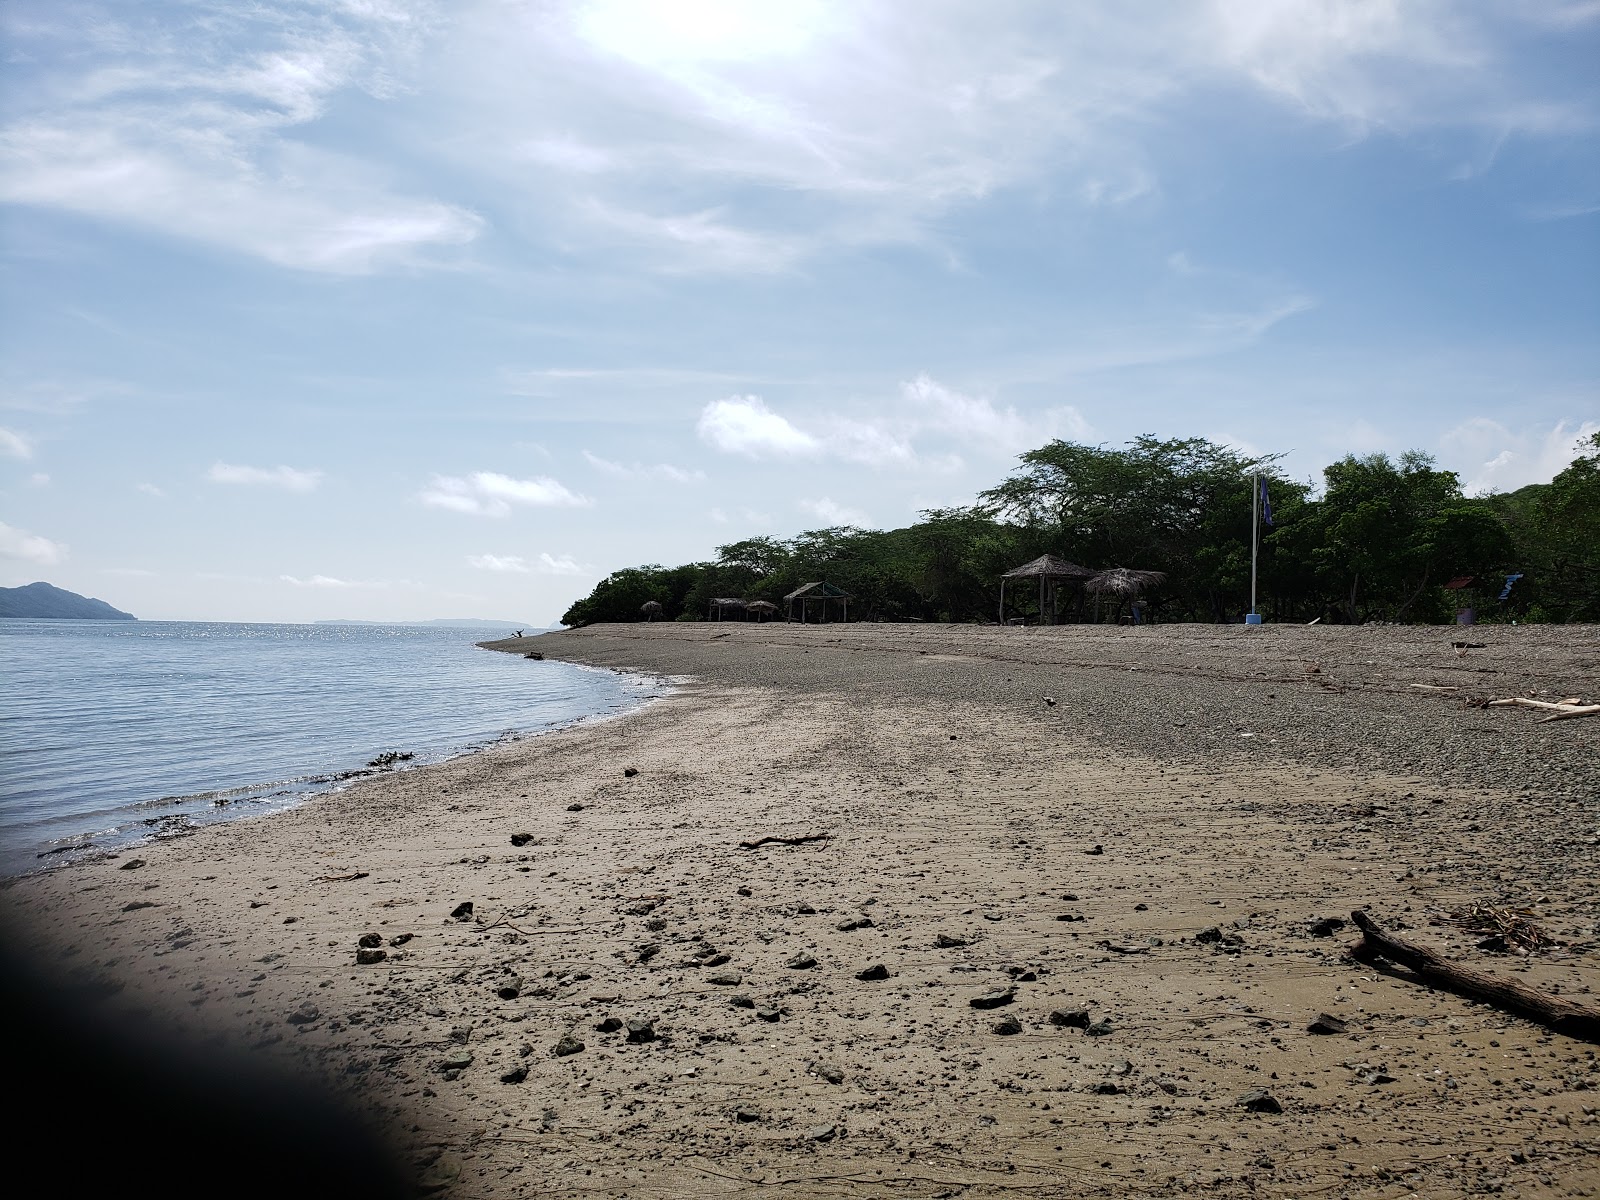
[{"left": 2, "top": 0, "right": 1596, "bottom": 624}]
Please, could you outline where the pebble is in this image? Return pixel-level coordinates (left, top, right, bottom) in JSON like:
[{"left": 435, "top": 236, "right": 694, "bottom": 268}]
[
  {"left": 1086, "top": 1019, "right": 1114, "bottom": 1037},
  {"left": 356, "top": 948, "right": 387, "bottom": 965},
  {"left": 1049, "top": 1009, "right": 1090, "bottom": 1028},
  {"left": 733, "top": 1105, "right": 761, "bottom": 1123},
  {"left": 286, "top": 1002, "right": 321, "bottom": 1025},
  {"left": 707, "top": 971, "right": 743, "bottom": 986},
  {"left": 357, "top": 933, "right": 382, "bottom": 948},
  {"left": 553, "top": 1035, "right": 585, "bottom": 1058},
  {"left": 509, "top": 832, "right": 534, "bottom": 847},
  {"left": 807, "top": 1123, "right": 837, "bottom": 1142},
  {"left": 935, "top": 934, "right": 969, "bottom": 948},
  {"left": 756, "top": 1008, "right": 781, "bottom": 1023},
  {"left": 595, "top": 1016, "right": 623, "bottom": 1033},
  {"left": 625, "top": 1019, "right": 656, "bottom": 1044},
  {"left": 855, "top": 963, "right": 890, "bottom": 981},
  {"left": 992, "top": 1015, "right": 1023, "bottom": 1035},
  {"left": 449, "top": 901, "right": 474, "bottom": 921},
  {"left": 786, "top": 952, "right": 818, "bottom": 970},
  {"left": 500, "top": 1065, "right": 529, "bottom": 1084},
  {"left": 1308, "top": 1013, "right": 1348, "bottom": 1035}
]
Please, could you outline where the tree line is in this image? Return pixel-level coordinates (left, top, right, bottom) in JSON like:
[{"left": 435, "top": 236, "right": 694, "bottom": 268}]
[{"left": 560, "top": 432, "right": 1599, "bottom": 627}]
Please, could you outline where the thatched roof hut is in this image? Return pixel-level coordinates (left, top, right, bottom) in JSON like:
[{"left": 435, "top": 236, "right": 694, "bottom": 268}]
[
  {"left": 1002, "top": 554, "right": 1095, "bottom": 582},
  {"left": 999, "top": 554, "right": 1094, "bottom": 625},
  {"left": 1084, "top": 567, "right": 1166, "bottom": 597},
  {"left": 745, "top": 599, "right": 779, "bottom": 622},
  {"left": 709, "top": 597, "right": 747, "bottom": 621},
  {"left": 784, "top": 581, "right": 851, "bottom": 623},
  {"left": 640, "top": 600, "right": 663, "bottom": 621}
]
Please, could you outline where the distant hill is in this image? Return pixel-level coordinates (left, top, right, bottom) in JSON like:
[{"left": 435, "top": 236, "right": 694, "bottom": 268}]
[{"left": 0, "top": 582, "right": 136, "bottom": 620}]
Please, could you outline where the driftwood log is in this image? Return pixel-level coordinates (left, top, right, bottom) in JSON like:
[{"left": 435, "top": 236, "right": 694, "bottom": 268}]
[
  {"left": 737, "top": 833, "right": 830, "bottom": 851},
  {"left": 1349, "top": 910, "right": 1600, "bottom": 1042}
]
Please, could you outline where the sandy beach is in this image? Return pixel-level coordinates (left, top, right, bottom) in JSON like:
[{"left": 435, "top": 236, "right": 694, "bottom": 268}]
[{"left": 4, "top": 621, "right": 1598, "bottom": 1198}]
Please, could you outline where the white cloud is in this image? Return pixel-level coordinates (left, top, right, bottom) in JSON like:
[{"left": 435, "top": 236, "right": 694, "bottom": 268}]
[
  {"left": 0, "top": 521, "right": 67, "bottom": 564},
  {"left": 27, "top": 472, "right": 50, "bottom": 487},
  {"left": 280, "top": 574, "right": 364, "bottom": 588},
  {"left": 0, "top": 427, "right": 33, "bottom": 458},
  {"left": 136, "top": 483, "right": 165, "bottom": 497},
  {"left": 466, "top": 554, "right": 532, "bottom": 573},
  {"left": 420, "top": 471, "right": 591, "bottom": 517},
  {"left": 698, "top": 376, "right": 1089, "bottom": 470},
  {"left": 799, "top": 496, "right": 869, "bottom": 527},
  {"left": 583, "top": 450, "right": 706, "bottom": 483},
  {"left": 0, "top": 3, "right": 482, "bottom": 273},
  {"left": 1440, "top": 416, "right": 1600, "bottom": 493},
  {"left": 538, "top": 553, "right": 591, "bottom": 576},
  {"left": 697, "top": 395, "right": 820, "bottom": 457},
  {"left": 710, "top": 506, "right": 773, "bottom": 526},
  {"left": 207, "top": 462, "right": 323, "bottom": 492}
]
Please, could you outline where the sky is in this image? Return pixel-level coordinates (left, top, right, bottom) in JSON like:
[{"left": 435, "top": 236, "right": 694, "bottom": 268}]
[{"left": 1, "top": 0, "right": 1597, "bottom": 625}]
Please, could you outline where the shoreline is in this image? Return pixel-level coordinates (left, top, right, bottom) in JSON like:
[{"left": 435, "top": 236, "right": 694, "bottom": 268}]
[
  {"left": 5, "top": 647, "right": 671, "bottom": 879},
  {"left": 3, "top": 622, "right": 1597, "bottom": 1198}
]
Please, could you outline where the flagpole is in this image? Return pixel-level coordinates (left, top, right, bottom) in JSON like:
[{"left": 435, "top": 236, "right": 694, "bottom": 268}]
[{"left": 1250, "top": 472, "right": 1259, "bottom": 619}]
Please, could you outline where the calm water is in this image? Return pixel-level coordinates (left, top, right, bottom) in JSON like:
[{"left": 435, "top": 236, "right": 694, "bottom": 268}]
[{"left": 0, "top": 620, "right": 660, "bottom": 875}]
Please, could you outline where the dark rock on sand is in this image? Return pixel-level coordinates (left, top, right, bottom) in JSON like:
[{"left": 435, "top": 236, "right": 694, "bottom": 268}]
[
  {"left": 286, "top": 1002, "right": 321, "bottom": 1025},
  {"left": 733, "top": 1104, "right": 761, "bottom": 1123},
  {"left": 1194, "top": 925, "right": 1222, "bottom": 944},
  {"left": 1308, "top": 1013, "right": 1348, "bottom": 1035},
  {"left": 356, "top": 948, "right": 387, "bottom": 965},
  {"left": 970, "top": 989, "right": 1015, "bottom": 1010},
  {"left": 1308, "top": 916, "right": 1346, "bottom": 938},
  {"left": 501, "top": 1065, "right": 529, "bottom": 1083},
  {"left": 1239, "top": 1088, "right": 1282, "bottom": 1114},
  {"left": 358, "top": 932, "right": 382, "bottom": 948},
  {"left": 707, "top": 970, "right": 743, "bottom": 986},
  {"left": 553, "top": 1035, "right": 585, "bottom": 1058},
  {"left": 786, "top": 952, "right": 818, "bottom": 970},
  {"left": 119, "top": 858, "right": 146, "bottom": 871},
  {"left": 450, "top": 901, "right": 474, "bottom": 921},
  {"left": 510, "top": 832, "right": 534, "bottom": 847},
  {"left": 1086, "top": 1019, "right": 1114, "bottom": 1036},
  {"left": 756, "top": 1008, "right": 781, "bottom": 1023},
  {"left": 595, "top": 1016, "right": 623, "bottom": 1033},
  {"left": 935, "top": 934, "right": 969, "bottom": 948},
  {"left": 808, "top": 1123, "right": 837, "bottom": 1142},
  {"left": 625, "top": 1018, "right": 656, "bottom": 1044},
  {"left": 624, "top": 767, "right": 638, "bottom": 777},
  {"left": 730, "top": 994, "right": 755, "bottom": 1009},
  {"left": 1049, "top": 1008, "right": 1091, "bottom": 1028},
  {"left": 856, "top": 963, "right": 890, "bottom": 981},
  {"left": 992, "top": 1015, "right": 1023, "bottom": 1035},
  {"left": 497, "top": 975, "right": 523, "bottom": 1000}
]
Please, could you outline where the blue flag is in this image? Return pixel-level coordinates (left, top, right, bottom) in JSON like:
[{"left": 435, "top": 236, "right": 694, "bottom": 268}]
[
  {"left": 1499, "top": 573, "right": 1523, "bottom": 600},
  {"left": 1259, "top": 477, "right": 1273, "bottom": 527}
]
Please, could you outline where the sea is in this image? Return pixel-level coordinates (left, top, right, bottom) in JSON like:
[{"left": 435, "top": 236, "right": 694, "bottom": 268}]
[{"left": 0, "top": 620, "right": 662, "bottom": 877}]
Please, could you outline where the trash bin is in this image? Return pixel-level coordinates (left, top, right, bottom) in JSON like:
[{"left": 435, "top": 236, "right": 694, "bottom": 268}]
[
  {"left": 1245, "top": 613, "right": 1263, "bottom": 625},
  {"left": 1455, "top": 608, "right": 1475, "bottom": 625}
]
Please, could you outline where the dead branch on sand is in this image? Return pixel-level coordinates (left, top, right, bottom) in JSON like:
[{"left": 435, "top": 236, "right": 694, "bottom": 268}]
[
  {"left": 1348, "top": 910, "right": 1600, "bottom": 1042},
  {"left": 738, "top": 833, "right": 831, "bottom": 850}
]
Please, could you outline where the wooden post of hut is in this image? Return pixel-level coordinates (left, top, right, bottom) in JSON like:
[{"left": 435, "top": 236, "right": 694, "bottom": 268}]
[{"left": 784, "top": 582, "right": 852, "bottom": 624}]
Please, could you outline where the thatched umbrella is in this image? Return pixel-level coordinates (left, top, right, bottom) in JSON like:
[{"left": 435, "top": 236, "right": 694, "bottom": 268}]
[
  {"left": 745, "top": 599, "right": 779, "bottom": 622},
  {"left": 1084, "top": 567, "right": 1166, "bottom": 623},
  {"left": 640, "top": 600, "right": 663, "bottom": 621},
  {"left": 1000, "top": 554, "right": 1095, "bottom": 625}
]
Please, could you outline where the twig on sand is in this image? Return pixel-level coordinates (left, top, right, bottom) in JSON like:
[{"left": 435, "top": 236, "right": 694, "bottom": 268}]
[
  {"left": 314, "top": 871, "right": 369, "bottom": 883},
  {"left": 1348, "top": 910, "right": 1600, "bottom": 1041},
  {"left": 738, "top": 833, "right": 831, "bottom": 851},
  {"left": 1539, "top": 704, "right": 1599, "bottom": 723}
]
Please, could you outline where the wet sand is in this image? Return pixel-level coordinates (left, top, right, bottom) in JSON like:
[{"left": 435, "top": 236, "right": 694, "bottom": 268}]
[{"left": 4, "top": 622, "right": 1598, "bottom": 1198}]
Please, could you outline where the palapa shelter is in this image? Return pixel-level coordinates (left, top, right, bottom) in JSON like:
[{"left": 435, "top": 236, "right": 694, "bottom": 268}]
[
  {"left": 999, "top": 554, "right": 1095, "bottom": 625},
  {"left": 1084, "top": 567, "right": 1167, "bottom": 623},
  {"left": 785, "top": 581, "right": 851, "bottom": 623},
  {"left": 745, "top": 600, "right": 779, "bottom": 622},
  {"left": 639, "top": 600, "right": 663, "bottom": 621},
  {"left": 708, "top": 597, "right": 747, "bottom": 621}
]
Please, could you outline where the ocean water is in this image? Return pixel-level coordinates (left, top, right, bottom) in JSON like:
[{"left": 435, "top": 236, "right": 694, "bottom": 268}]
[{"left": 0, "top": 620, "right": 660, "bottom": 876}]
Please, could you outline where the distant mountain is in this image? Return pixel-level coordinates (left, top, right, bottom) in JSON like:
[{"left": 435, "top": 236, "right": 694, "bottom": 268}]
[
  {"left": 0, "top": 582, "right": 136, "bottom": 620},
  {"left": 316, "top": 618, "right": 541, "bottom": 630}
]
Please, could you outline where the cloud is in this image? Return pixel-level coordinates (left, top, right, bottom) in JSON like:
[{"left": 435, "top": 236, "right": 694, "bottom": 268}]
[
  {"left": 0, "top": 3, "right": 482, "bottom": 273},
  {"left": 101, "top": 567, "right": 155, "bottom": 577},
  {"left": 466, "top": 554, "right": 532, "bottom": 573},
  {"left": 1441, "top": 416, "right": 1600, "bottom": 493},
  {"left": 279, "top": 574, "right": 367, "bottom": 588},
  {"left": 207, "top": 462, "right": 323, "bottom": 492},
  {"left": 582, "top": 450, "right": 706, "bottom": 483},
  {"left": 697, "top": 395, "right": 820, "bottom": 457},
  {"left": 0, "top": 520, "right": 67, "bottom": 564},
  {"left": 799, "top": 496, "right": 869, "bottom": 527},
  {"left": 538, "top": 553, "right": 591, "bottom": 576},
  {"left": 136, "top": 482, "right": 165, "bottom": 497},
  {"left": 28, "top": 472, "right": 49, "bottom": 487},
  {"left": 710, "top": 506, "right": 773, "bottom": 526},
  {"left": 698, "top": 376, "right": 1088, "bottom": 470},
  {"left": 0, "top": 427, "right": 34, "bottom": 458},
  {"left": 420, "top": 471, "right": 591, "bottom": 516}
]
